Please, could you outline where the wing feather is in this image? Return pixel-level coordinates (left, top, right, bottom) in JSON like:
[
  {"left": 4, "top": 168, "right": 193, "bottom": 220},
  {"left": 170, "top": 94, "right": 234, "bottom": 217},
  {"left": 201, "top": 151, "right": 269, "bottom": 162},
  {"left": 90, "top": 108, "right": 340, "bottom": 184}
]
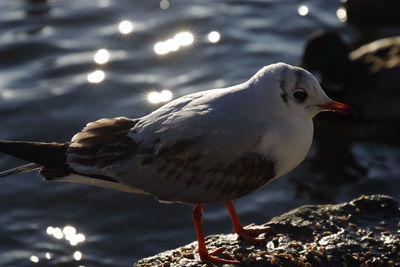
[
  {"left": 65, "top": 91, "right": 277, "bottom": 203},
  {"left": 67, "top": 117, "right": 139, "bottom": 175}
]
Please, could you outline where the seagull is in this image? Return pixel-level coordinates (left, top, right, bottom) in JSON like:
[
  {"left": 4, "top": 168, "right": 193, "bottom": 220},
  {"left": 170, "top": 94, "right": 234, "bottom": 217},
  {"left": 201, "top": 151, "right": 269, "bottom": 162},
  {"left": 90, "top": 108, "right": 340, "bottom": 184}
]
[{"left": 0, "top": 63, "right": 353, "bottom": 266}]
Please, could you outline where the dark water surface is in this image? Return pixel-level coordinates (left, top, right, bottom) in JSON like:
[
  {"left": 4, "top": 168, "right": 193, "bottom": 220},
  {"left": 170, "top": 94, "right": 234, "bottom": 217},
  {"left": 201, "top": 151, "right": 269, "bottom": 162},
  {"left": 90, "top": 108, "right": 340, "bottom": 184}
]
[{"left": 1, "top": 0, "right": 399, "bottom": 266}]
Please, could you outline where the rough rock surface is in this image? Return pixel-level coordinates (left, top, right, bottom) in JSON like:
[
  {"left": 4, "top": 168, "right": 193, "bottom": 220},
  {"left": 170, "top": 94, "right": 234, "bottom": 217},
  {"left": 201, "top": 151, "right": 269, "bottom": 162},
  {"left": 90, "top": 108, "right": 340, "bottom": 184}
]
[{"left": 134, "top": 195, "right": 400, "bottom": 266}]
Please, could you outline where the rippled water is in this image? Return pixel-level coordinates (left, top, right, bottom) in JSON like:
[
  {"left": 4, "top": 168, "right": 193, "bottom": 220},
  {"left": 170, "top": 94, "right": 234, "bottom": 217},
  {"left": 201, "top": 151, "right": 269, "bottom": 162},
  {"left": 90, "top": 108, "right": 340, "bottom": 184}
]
[{"left": 1, "top": 0, "right": 399, "bottom": 266}]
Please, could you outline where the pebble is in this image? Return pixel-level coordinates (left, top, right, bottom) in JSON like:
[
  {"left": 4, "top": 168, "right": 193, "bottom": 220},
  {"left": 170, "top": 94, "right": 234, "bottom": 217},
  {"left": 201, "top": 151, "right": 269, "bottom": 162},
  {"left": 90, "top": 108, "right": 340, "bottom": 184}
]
[
  {"left": 327, "top": 255, "right": 333, "bottom": 262},
  {"left": 348, "top": 222, "right": 357, "bottom": 228},
  {"left": 323, "top": 231, "right": 333, "bottom": 236},
  {"left": 313, "top": 255, "right": 322, "bottom": 263}
]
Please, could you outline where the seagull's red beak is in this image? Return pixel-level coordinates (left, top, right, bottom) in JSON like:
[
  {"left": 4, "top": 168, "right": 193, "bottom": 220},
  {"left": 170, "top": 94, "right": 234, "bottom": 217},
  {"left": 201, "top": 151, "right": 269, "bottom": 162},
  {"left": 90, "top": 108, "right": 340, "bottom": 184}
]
[{"left": 318, "top": 100, "right": 356, "bottom": 115}]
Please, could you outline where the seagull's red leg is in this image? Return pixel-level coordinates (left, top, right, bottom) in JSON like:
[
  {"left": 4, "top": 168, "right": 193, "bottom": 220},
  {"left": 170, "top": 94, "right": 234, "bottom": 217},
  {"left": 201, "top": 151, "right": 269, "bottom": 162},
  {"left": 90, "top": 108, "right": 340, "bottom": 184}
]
[
  {"left": 192, "top": 204, "right": 240, "bottom": 266},
  {"left": 225, "top": 200, "right": 271, "bottom": 243}
]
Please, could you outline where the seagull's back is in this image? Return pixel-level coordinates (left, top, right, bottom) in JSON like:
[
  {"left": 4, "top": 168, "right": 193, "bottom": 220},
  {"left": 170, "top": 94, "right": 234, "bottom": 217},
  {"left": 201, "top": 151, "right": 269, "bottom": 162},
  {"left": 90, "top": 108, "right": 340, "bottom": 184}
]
[{"left": 65, "top": 64, "right": 314, "bottom": 203}]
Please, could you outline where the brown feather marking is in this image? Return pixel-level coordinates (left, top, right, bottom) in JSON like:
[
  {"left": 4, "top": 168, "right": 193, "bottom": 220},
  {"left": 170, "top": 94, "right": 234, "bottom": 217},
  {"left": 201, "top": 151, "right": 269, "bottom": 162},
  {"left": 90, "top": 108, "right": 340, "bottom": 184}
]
[
  {"left": 67, "top": 117, "right": 139, "bottom": 169},
  {"left": 196, "top": 152, "right": 276, "bottom": 199}
]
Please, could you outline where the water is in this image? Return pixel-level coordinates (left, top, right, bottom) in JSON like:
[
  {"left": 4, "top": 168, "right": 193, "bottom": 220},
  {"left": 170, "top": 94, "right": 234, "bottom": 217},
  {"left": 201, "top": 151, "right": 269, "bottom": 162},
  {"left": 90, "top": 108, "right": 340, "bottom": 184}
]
[{"left": 0, "top": 0, "right": 399, "bottom": 266}]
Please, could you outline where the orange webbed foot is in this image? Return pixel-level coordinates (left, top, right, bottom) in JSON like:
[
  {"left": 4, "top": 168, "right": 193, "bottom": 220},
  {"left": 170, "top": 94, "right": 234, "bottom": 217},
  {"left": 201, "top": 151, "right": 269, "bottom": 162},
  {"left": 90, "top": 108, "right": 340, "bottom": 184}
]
[
  {"left": 234, "top": 224, "right": 271, "bottom": 243},
  {"left": 225, "top": 201, "right": 271, "bottom": 243},
  {"left": 199, "top": 247, "right": 240, "bottom": 266}
]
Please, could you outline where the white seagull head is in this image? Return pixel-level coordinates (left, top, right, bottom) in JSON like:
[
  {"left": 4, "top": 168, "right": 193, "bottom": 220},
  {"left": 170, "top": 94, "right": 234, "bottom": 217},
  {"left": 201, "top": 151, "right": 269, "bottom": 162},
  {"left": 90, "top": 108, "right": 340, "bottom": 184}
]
[{"left": 248, "top": 63, "right": 354, "bottom": 120}]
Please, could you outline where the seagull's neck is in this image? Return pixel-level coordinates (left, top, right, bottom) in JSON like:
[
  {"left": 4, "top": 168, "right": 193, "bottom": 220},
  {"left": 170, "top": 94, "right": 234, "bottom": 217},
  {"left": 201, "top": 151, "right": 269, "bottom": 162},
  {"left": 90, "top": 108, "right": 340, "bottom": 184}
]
[{"left": 256, "top": 113, "right": 314, "bottom": 177}]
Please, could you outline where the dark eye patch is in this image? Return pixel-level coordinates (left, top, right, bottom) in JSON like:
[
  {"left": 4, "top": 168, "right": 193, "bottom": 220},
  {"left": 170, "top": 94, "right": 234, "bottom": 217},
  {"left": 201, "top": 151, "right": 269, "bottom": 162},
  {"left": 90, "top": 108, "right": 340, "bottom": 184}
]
[{"left": 293, "top": 90, "right": 308, "bottom": 102}]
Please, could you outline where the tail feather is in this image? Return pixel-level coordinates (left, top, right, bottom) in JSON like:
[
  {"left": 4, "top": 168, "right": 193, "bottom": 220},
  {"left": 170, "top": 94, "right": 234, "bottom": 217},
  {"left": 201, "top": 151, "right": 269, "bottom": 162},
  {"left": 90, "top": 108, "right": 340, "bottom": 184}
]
[
  {"left": 0, "top": 140, "right": 69, "bottom": 168},
  {"left": 0, "top": 163, "right": 42, "bottom": 177},
  {"left": 0, "top": 140, "right": 139, "bottom": 193}
]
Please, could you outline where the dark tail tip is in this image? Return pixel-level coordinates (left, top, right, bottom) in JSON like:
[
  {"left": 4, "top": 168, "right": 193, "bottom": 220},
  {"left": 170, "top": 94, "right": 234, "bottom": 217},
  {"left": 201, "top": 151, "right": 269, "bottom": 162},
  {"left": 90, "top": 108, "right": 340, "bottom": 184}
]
[{"left": 0, "top": 140, "right": 69, "bottom": 167}]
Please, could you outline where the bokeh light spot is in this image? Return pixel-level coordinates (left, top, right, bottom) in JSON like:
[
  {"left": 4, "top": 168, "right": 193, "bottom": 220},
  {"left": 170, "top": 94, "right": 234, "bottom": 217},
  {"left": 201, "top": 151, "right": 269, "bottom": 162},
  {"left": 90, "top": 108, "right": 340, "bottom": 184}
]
[
  {"left": 148, "top": 90, "right": 173, "bottom": 104},
  {"left": 160, "top": 90, "right": 173, "bottom": 102},
  {"left": 46, "top": 226, "right": 55, "bottom": 235},
  {"left": 336, "top": 7, "right": 347, "bottom": 22},
  {"left": 298, "top": 5, "right": 309, "bottom": 16},
  {"left": 208, "top": 31, "right": 221, "bottom": 43},
  {"left": 87, "top": 70, "right": 105, "bottom": 84},
  {"left": 160, "top": 0, "right": 169, "bottom": 9},
  {"left": 174, "top": 32, "right": 194, "bottom": 46},
  {"left": 94, "top": 49, "right": 110, "bottom": 64},
  {"left": 118, "top": 20, "right": 134, "bottom": 34},
  {"left": 30, "top": 255, "right": 39, "bottom": 263},
  {"left": 63, "top": 226, "right": 76, "bottom": 236},
  {"left": 148, "top": 92, "right": 162, "bottom": 104},
  {"left": 154, "top": 42, "right": 169, "bottom": 55},
  {"left": 46, "top": 224, "right": 86, "bottom": 246},
  {"left": 73, "top": 251, "right": 82, "bottom": 261},
  {"left": 154, "top": 31, "right": 194, "bottom": 55},
  {"left": 53, "top": 227, "right": 64, "bottom": 239},
  {"left": 165, "top": 39, "right": 180, "bottom": 52}
]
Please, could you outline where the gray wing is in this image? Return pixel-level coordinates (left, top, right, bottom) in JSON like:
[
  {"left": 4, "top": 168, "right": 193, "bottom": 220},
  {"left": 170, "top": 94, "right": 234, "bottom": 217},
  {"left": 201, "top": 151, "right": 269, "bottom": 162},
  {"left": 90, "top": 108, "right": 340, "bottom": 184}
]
[
  {"left": 128, "top": 107, "right": 276, "bottom": 203},
  {"left": 66, "top": 93, "right": 276, "bottom": 203}
]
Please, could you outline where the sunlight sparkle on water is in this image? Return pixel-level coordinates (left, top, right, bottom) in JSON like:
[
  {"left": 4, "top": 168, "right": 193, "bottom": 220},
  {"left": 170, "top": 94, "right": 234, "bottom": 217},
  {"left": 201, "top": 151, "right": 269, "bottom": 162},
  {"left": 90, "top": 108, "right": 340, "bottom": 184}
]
[
  {"left": 30, "top": 255, "right": 39, "bottom": 263},
  {"left": 45, "top": 252, "right": 52, "bottom": 260},
  {"left": 46, "top": 225, "right": 86, "bottom": 246},
  {"left": 94, "top": 49, "right": 110, "bottom": 64},
  {"left": 68, "top": 233, "right": 86, "bottom": 246},
  {"left": 63, "top": 225, "right": 76, "bottom": 236},
  {"left": 46, "top": 226, "right": 55, "bottom": 235},
  {"left": 336, "top": 7, "right": 347, "bottom": 22},
  {"left": 53, "top": 227, "right": 64, "bottom": 239},
  {"left": 147, "top": 90, "right": 173, "bottom": 104},
  {"left": 154, "top": 32, "right": 194, "bottom": 55},
  {"left": 74, "top": 251, "right": 82, "bottom": 261},
  {"left": 154, "top": 42, "right": 169, "bottom": 55},
  {"left": 165, "top": 39, "right": 180, "bottom": 52},
  {"left": 87, "top": 70, "right": 105, "bottom": 83},
  {"left": 118, "top": 20, "right": 134, "bottom": 34},
  {"left": 174, "top": 32, "right": 194, "bottom": 46},
  {"left": 63, "top": 225, "right": 85, "bottom": 246},
  {"left": 160, "top": 0, "right": 169, "bottom": 9},
  {"left": 208, "top": 31, "right": 221, "bottom": 43},
  {"left": 298, "top": 5, "right": 309, "bottom": 16}
]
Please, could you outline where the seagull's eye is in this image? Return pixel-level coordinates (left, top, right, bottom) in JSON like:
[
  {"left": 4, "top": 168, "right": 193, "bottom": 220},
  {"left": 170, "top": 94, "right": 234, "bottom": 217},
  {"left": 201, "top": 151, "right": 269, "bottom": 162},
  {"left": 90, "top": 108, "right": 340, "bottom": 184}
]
[{"left": 293, "top": 90, "right": 308, "bottom": 103}]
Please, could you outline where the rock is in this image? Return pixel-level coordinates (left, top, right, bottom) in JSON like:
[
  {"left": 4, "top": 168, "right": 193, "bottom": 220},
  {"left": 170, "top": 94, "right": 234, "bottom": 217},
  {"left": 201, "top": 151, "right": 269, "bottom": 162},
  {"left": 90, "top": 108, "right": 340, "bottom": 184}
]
[
  {"left": 301, "top": 31, "right": 400, "bottom": 120},
  {"left": 344, "top": 0, "right": 400, "bottom": 27},
  {"left": 134, "top": 195, "right": 400, "bottom": 266}
]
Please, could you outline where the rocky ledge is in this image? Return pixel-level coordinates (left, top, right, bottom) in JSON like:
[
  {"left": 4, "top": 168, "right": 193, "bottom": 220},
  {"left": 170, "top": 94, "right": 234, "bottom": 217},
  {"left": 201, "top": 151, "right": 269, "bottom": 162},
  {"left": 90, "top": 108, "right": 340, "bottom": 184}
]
[{"left": 134, "top": 195, "right": 400, "bottom": 266}]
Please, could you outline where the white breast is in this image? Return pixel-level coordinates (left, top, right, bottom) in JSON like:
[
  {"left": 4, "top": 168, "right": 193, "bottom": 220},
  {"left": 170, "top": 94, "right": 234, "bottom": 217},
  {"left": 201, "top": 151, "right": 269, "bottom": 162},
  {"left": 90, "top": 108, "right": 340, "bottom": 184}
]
[{"left": 257, "top": 117, "right": 314, "bottom": 177}]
